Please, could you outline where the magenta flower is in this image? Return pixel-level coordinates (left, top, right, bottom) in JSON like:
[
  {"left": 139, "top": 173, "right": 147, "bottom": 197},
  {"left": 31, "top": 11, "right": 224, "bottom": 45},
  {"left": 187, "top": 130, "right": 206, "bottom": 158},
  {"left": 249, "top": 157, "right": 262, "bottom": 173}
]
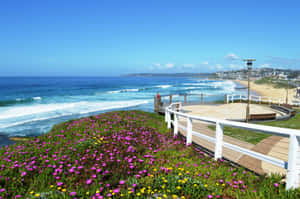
[
  {"left": 57, "top": 182, "right": 63, "bottom": 186},
  {"left": 113, "top": 188, "right": 120, "bottom": 193},
  {"left": 86, "top": 179, "right": 92, "bottom": 185},
  {"left": 70, "top": 192, "right": 76, "bottom": 196},
  {"left": 119, "top": 180, "right": 125, "bottom": 185},
  {"left": 207, "top": 195, "right": 213, "bottom": 199},
  {"left": 21, "top": 172, "right": 27, "bottom": 176},
  {"left": 274, "top": 183, "right": 279, "bottom": 187}
]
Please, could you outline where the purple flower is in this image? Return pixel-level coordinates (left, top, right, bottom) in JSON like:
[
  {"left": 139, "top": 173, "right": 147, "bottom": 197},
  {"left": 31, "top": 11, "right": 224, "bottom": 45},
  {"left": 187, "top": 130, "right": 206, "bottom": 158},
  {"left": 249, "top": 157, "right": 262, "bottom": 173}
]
[
  {"left": 57, "top": 182, "right": 63, "bottom": 186},
  {"left": 274, "top": 183, "right": 279, "bottom": 187},
  {"left": 119, "top": 180, "right": 125, "bottom": 185},
  {"left": 21, "top": 172, "right": 27, "bottom": 176},
  {"left": 113, "top": 188, "right": 120, "bottom": 193},
  {"left": 70, "top": 192, "right": 76, "bottom": 196},
  {"left": 207, "top": 195, "right": 213, "bottom": 199},
  {"left": 0, "top": 188, "right": 5, "bottom": 192},
  {"left": 86, "top": 179, "right": 92, "bottom": 185}
]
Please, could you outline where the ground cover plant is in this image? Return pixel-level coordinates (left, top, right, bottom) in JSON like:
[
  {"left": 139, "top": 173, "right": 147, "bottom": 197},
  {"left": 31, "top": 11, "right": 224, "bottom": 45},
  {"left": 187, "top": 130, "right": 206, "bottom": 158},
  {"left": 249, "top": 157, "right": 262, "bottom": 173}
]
[{"left": 0, "top": 110, "right": 299, "bottom": 198}]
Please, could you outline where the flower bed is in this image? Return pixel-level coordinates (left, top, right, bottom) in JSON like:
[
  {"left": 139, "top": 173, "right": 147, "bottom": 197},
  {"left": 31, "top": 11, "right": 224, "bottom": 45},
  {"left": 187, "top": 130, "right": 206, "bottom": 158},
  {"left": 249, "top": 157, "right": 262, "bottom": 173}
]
[{"left": 0, "top": 111, "right": 299, "bottom": 198}]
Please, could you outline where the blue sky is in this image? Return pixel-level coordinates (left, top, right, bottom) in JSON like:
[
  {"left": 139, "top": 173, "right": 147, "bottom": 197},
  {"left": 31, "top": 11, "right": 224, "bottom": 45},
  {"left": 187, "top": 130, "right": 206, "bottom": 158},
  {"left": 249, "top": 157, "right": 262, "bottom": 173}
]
[{"left": 0, "top": 0, "right": 299, "bottom": 76}]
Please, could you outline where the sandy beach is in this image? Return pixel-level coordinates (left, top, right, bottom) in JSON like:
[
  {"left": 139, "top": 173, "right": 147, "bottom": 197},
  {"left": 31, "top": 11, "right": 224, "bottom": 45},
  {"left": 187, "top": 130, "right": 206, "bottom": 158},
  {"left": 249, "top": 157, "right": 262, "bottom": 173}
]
[{"left": 235, "top": 80, "right": 298, "bottom": 104}]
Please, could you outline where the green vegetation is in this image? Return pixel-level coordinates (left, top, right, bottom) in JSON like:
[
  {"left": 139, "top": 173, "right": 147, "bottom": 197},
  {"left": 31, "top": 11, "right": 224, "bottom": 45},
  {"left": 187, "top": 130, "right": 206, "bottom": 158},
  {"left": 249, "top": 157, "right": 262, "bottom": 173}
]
[
  {"left": 255, "top": 77, "right": 296, "bottom": 89},
  {"left": 208, "top": 110, "right": 300, "bottom": 145},
  {"left": 1, "top": 110, "right": 300, "bottom": 198}
]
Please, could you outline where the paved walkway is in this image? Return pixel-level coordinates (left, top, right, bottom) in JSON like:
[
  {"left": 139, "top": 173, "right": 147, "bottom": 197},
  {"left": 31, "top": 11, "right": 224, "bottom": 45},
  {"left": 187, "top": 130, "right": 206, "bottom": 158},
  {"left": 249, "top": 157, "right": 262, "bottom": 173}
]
[{"left": 182, "top": 103, "right": 286, "bottom": 121}]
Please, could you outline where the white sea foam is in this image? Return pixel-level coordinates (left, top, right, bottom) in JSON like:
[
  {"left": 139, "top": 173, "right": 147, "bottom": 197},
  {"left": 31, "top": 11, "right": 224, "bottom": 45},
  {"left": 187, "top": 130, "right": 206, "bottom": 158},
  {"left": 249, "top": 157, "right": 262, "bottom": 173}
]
[
  {"left": 32, "top": 96, "right": 42, "bottom": 100},
  {"left": 155, "top": 85, "right": 172, "bottom": 89},
  {"left": 0, "top": 100, "right": 149, "bottom": 123}
]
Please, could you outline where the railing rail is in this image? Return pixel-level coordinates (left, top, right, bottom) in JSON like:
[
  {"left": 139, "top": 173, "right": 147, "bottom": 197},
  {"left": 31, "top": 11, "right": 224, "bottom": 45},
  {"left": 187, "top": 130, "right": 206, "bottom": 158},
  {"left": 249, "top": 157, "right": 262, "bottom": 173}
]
[
  {"left": 226, "top": 94, "right": 299, "bottom": 106},
  {"left": 165, "top": 102, "right": 300, "bottom": 190}
]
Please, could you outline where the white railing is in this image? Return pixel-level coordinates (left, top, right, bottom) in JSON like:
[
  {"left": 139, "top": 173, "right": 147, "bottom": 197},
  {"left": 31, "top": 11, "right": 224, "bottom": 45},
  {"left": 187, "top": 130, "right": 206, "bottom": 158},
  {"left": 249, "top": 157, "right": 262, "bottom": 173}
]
[
  {"left": 226, "top": 94, "right": 286, "bottom": 105},
  {"left": 165, "top": 102, "right": 300, "bottom": 190}
]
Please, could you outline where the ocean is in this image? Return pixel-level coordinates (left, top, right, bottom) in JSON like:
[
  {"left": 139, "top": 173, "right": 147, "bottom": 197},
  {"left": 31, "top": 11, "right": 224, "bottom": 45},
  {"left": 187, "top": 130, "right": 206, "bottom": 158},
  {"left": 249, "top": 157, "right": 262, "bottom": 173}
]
[{"left": 0, "top": 76, "right": 247, "bottom": 145}]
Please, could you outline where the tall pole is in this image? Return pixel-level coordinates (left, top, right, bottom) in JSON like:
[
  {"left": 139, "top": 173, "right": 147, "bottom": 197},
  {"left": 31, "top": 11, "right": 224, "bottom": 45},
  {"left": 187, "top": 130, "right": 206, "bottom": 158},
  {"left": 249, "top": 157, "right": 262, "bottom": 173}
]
[
  {"left": 243, "top": 59, "right": 256, "bottom": 123},
  {"left": 286, "top": 81, "right": 289, "bottom": 104}
]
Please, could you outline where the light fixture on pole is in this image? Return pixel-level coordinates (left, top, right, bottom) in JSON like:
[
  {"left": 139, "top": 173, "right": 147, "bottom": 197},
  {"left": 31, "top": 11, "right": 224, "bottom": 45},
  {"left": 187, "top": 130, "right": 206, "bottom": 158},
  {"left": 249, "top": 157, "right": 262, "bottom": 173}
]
[{"left": 243, "top": 59, "right": 256, "bottom": 123}]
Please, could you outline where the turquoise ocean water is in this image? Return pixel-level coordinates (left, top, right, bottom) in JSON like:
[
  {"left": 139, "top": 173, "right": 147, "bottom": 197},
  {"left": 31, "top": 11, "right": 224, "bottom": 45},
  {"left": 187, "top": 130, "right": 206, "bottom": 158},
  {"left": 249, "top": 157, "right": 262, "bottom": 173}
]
[{"left": 0, "top": 76, "right": 247, "bottom": 145}]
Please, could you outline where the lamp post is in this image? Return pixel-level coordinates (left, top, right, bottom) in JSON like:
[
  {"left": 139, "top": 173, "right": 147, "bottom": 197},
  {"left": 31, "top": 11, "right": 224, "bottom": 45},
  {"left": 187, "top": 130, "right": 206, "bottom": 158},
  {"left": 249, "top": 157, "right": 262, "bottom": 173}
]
[
  {"left": 286, "top": 80, "right": 289, "bottom": 104},
  {"left": 243, "top": 59, "right": 256, "bottom": 123}
]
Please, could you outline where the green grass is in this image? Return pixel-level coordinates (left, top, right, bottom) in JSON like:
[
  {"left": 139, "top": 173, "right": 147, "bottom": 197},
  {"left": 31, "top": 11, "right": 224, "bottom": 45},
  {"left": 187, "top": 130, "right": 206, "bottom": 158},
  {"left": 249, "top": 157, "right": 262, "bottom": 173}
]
[
  {"left": 208, "top": 110, "right": 300, "bottom": 145},
  {"left": 1, "top": 110, "right": 300, "bottom": 198},
  {"left": 255, "top": 77, "right": 296, "bottom": 89}
]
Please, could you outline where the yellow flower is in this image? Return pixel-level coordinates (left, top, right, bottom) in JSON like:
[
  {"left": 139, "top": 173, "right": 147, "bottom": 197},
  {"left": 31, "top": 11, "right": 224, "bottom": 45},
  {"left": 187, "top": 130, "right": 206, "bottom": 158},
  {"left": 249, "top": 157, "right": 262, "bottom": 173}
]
[
  {"left": 128, "top": 191, "right": 132, "bottom": 194},
  {"left": 96, "top": 190, "right": 100, "bottom": 193},
  {"left": 150, "top": 174, "right": 154, "bottom": 178},
  {"left": 137, "top": 193, "right": 141, "bottom": 196},
  {"left": 181, "top": 196, "right": 185, "bottom": 199},
  {"left": 163, "top": 194, "right": 168, "bottom": 198},
  {"left": 50, "top": 185, "right": 54, "bottom": 188},
  {"left": 164, "top": 180, "right": 168, "bottom": 183},
  {"left": 216, "top": 183, "right": 219, "bottom": 186},
  {"left": 194, "top": 184, "right": 198, "bottom": 187},
  {"left": 222, "top": 183, "right": 225, "bottom": 187},
  {"left": 161, "top": 185, "right": 165, "bottom": 189},
  {"left": 57, "top": 187, "right": 61, "bottom": 190},
  {"left": 204, "top": 184, "right": 208, "bottom": 188},
  {"left": 172, "top": 195, "right": 178, "bottom": 199},
  {"left": 153, "top": 168, "right": 157, "bottom": 172},
  {"left": 35, "top": 193, "right": 40, "bottom": 197},
  {"left": 86, "top": 192, "right": 90, "bottom": 195},
  {"left": 176, "top": 186, "right": 181, "bottom": 190},
  {"left": 30, "top": 191, "right": 34, "bottom": 194},
  {"left": 178, "top": 173, "right": 182, "bottom": 176},
  {"left": 62, "top": 189, "right": 66, "bottom": 192},
  {"left": 158, "top": 197, "right": 162, "bottom": 199},
  {"left": 120, "top": 194, "right": 124, "bottom": 197}
]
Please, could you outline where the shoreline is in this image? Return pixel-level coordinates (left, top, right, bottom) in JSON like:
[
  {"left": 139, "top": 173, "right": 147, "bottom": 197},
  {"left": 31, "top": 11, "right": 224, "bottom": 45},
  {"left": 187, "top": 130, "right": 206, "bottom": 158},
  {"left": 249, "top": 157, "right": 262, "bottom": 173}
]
[{"left": 235, "top": 80, "right": 297, "bottom": 103}]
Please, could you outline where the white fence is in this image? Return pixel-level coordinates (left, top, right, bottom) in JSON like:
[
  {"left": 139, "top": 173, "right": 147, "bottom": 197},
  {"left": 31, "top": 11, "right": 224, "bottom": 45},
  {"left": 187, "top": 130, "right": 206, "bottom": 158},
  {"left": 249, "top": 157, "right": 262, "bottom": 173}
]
[
  {"left": 165, "top": 102, "right": 300, "bottom": 190},
  {"left": 226, "top": 94, "right": 300, "bottom": 106}
]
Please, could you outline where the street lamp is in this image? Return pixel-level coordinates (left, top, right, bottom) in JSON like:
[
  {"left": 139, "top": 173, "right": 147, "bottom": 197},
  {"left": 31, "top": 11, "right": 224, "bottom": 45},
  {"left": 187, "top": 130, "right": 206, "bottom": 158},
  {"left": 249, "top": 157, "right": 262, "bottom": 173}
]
[{"left": 243, "top": 59, "right": 256, "bottom": 123}]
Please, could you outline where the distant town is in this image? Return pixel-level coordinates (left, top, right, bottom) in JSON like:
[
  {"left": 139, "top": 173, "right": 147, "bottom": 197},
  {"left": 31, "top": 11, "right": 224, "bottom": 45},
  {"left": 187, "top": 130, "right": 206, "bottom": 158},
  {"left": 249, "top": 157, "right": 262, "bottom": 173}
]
[{"left": 213, "top": 68, "right": 300, "bottom": 83}]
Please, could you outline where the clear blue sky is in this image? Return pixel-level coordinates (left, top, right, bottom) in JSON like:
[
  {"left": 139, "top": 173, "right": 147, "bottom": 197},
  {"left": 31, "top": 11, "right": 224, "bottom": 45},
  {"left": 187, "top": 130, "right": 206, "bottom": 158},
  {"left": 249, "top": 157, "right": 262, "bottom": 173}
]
[{"left": 0, "top": 0, "right": 299, "bottom": 76}]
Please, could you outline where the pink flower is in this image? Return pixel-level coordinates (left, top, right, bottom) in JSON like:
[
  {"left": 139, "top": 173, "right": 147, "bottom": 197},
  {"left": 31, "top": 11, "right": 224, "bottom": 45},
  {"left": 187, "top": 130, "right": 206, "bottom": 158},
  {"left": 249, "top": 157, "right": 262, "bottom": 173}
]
[
  {"left": 57, "top": 182, "right": 63, "bottom": 186},
  {"left": 86, "top": 179, "right": 92, "bottom": 185},
  {"left": 274, "top": 183, "right": 279, "bottom": 187},
  {"left": 21, "top": 172, "right": 27, "bottom": 176},
  {"left": 70, "top": 192, "right": 76, "bottom": 196},
  {"left": 119, "top": 180, "right": 125, "bottom": 185},
  {"left": 113, "top": 188, "right": 120, "bottom": 193}
]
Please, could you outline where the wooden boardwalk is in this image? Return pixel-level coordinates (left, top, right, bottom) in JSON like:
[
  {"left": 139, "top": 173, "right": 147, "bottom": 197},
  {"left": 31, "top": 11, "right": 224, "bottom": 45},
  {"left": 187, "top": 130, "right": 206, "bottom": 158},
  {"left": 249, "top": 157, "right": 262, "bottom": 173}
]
[{"left": 178, "top": 120, "right": 290, "bottom": 175}]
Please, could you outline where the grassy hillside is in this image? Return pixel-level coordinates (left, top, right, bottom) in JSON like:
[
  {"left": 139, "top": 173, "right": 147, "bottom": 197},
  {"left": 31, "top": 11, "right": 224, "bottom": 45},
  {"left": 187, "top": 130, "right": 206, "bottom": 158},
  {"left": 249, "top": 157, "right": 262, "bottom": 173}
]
[{"left": 0, "top": 111, "right": 299, "bottom": 198}]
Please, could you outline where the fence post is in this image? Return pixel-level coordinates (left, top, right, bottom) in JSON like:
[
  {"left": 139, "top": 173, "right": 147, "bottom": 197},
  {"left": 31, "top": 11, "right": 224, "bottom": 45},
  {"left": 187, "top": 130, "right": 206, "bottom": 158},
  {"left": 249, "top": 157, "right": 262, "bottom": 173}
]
[
  {"left": 225, "top": 94, "right": 227, "bottom": 104},
  {"left": 186, "top": 117, "right": 192, "bottom": 145},
  {"left": 286, "top": 135, "right": 300, "bottom": 190},
  {"left": 169, "top": 94, "right": 172, "bottom": 105},
  {"left": 154, "top": 96, "right": 157, "bottom": 112},
  {"left": 214, "top": 122, "right": 224, "bottom": 160},
  {"left": 165, "top": 108, "right": 168, "bottom": 122},
  {"left": 201, "top": 93, "right": 204, "bottom": 104},
  {"left": 174, "top": 113, "right": 178, "bottom": 136},
  {"left": 167, "top": 111, "right": 171, "bottom": 129},
  {"left": 184, "top": 94, "right": 187, "bottom": 104}
]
